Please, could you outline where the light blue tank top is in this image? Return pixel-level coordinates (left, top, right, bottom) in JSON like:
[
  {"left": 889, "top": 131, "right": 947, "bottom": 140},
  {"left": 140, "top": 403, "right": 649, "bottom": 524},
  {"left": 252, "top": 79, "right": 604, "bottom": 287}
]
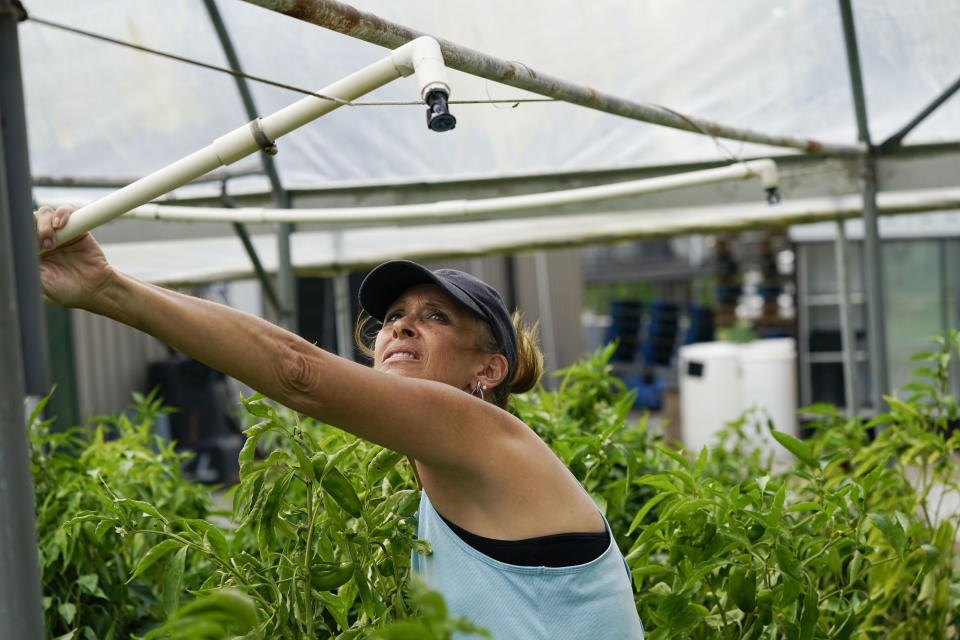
[{"left": 412, "top": 491, "right": 645, "bottom": 639}]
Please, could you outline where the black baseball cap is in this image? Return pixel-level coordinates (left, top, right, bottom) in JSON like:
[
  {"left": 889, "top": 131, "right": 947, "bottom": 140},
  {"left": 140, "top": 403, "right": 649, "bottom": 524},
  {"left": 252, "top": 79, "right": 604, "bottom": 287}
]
[{"left": 358, "top": 260, "right": 518, "bottom": 381}]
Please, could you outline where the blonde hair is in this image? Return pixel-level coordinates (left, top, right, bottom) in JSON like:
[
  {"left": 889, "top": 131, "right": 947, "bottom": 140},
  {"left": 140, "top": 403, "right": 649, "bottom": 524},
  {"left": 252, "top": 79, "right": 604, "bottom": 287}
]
[{"left": 354, "top": 310, "right": 543, "bottom": 409}]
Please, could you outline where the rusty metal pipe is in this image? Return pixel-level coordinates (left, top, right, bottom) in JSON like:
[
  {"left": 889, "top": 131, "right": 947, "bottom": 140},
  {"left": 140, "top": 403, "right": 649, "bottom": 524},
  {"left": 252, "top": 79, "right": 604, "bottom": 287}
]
[{"left": 242, "top": 0, "right": 860, "bottom": 156}]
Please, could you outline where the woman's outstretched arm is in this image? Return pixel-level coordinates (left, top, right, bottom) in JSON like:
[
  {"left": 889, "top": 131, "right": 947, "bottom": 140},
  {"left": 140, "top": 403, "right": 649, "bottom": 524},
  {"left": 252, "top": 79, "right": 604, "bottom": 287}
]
[{"left": 34, "top": 206, "right": 520, "bottom": 468}]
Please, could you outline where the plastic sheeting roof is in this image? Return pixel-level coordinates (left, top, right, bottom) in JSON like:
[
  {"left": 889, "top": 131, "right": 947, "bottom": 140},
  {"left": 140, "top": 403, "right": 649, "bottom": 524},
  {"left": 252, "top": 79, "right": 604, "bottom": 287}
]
[{"left": 20, "top": 0, "right": 960, "bottom": 200}]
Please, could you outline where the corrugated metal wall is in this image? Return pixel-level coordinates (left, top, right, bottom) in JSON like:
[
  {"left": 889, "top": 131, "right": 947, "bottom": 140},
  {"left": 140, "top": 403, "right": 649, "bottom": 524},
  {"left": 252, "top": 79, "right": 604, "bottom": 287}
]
[{"left": 70, "top": 308, "right": 169, "bottom": 419}]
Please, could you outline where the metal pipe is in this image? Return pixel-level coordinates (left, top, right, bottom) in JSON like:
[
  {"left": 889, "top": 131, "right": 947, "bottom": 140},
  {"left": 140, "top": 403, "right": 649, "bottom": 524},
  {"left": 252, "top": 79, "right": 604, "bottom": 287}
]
[
  {"left": 119, "top": 159, "right": 780, "bottom": 225},
  {"left": 939, "top": 239, "right": 950, "bottom": 336},
  {"left": 838, "top": 0, "right": 871, "bottom": 149},
  {"left": 333, "top": 270, "right": 353, "bottom": 358},
  {"left": 879, "top": 71, "right": 960, "bottom": 151},
  {"left": 534, "top": 251, "right": 557, "bottom": 374},
  {"left": 53, "top": 36, "right": 452, "bottom": 245},
  {"left": 219, "top": 184, "right": 283, "bottom": 313},
  {"left": 277, "top": 222, "right": 298, "bottom": 332},
  {"left": 833, "top": 219, "right": 857, "bottom": 416},
  {"left": 97, "top": 185, "right": 960, "bottom": 288},
  {"left": 0, "top": 165, "right": 46, "bottom": 640},
  {"left": 204, "top": 0, "right": 298, "bottom": 329},
  {"left": 839, "top": 0, "right": 888, "bottom": 412},
  {"left": 1, "top": 0, "right": 49, "bottom": 395},
  {"left": 242, "top": 0, "right": 860, "bottom": 156},
  {"left": 796, "top": 246, "right": 813, "bottom": 409},
  {"left": 857, "top": 157, "right": 888, "bottom": 412},
  {"left": 231, "top": 221, "right": 281, "bottom": 311},
  {"left": 0, "top": 4, "right": 46, "bottom": 629}
]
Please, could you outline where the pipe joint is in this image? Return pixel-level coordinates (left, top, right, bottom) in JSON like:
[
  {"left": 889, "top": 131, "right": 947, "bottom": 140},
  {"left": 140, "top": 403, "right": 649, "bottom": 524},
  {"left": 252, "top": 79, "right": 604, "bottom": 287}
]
[
  {"left": 392, "top": 36, "right": 452, "bottom": 101},
  {"left": 742, "top": 159, "right": 780, "bottom": 204}
]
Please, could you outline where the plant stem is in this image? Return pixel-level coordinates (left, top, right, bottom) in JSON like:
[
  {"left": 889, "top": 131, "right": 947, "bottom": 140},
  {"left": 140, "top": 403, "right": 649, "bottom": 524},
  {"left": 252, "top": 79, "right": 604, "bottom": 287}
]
[
  {"left": 303, "top": 481, "right": 317, "bottom": 638},
  {"left": 707, "top": 579, "right": 729, "bottom": 629}
]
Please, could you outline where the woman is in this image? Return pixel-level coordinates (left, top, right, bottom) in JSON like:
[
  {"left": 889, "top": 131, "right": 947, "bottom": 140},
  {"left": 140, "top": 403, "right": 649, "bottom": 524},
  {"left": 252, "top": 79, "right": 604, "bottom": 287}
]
[{"left": 35, "top": 205, "right": 644, "bottom": 639}]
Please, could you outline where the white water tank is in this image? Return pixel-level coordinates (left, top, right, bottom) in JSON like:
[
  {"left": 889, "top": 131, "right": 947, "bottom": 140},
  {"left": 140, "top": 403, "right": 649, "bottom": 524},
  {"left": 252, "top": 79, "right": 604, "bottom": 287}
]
[{"left": 678, "top": 338, "right": 798, "bottom": 459}]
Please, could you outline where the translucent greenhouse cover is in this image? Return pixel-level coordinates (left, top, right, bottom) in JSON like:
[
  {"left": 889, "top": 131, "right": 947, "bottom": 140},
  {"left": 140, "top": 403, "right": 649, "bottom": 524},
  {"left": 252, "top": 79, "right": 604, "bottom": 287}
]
[{"left": 20, "top": 0, "right": 960, "bottom": 197}]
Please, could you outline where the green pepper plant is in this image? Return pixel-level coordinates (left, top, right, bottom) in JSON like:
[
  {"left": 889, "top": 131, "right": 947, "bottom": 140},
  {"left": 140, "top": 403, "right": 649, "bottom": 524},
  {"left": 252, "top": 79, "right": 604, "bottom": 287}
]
[{"left": 32, "top": 334, "right": 960, "bottom": 639}]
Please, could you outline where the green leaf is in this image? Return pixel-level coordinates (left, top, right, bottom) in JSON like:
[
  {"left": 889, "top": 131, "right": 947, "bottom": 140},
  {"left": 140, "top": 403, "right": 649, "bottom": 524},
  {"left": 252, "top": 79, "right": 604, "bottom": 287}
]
[
  {"left": 655, "top": 443, "right": 690, "bottom": 469},
  {"left": 627, "top": 492, "right": 669, "bottom": 535},
  {"left": 238, "top": 422, "right": 270, "bottom": 478},
  {"left": 291, "top": 439, "right": 316, "bottom": 484},
  {"left": 367, "top": 448, "right": 405, "bottom": 485},
  {"left": 242, "top": 397, "right": 277, "bottom": 420},
  {"left": 769, "top": 429, "right": 817, "bottom": 467},
  {"left": 94, "top": 518, "right": 118, "bottom": 539},
  {"left": 57, "top": 602, "right": 76, "bottom": 626},
  {"left": 798, "top": 585, "right": 819, "bottom": 640},
  {"left": 915, "top": 544, "right": 940, "bottom": 582},
  {"left": 657, "top": 593, "right": 704, "bottom": 630},
  {"left": 128, "top": 539, "right": 181, "bottom": 583},
  {"left": 204, "top": 527, "right": 229, "bottom": 561},
  {"left": 662, "top": 498, "right": 713, "bottom": 520},
  {"left": 770, "top": 481, "right": 787, "bottom": 525},
  {"left": 785, "top": 501, "right": 822, "bottom": 513},
  {"left": 114, "top": 497, "right": 165, "bottom": 522},
  {"left": 694, "top": 446, "right": 709, "bottom": 476},
  {"left": 162, "top": 546, "right": 187, "bottom": 616},
  {"left": 776, "top": 544, "right": 801, "bottom": 580},
  {"left": 868, "top": 510, "right": 906, "bottom": 555},
  {"left": 76, "top": 573, "right": 99, "bottom": 595},
  {"left": 175, "top": 588, "right": 259, "bottom": 629},
  {"left": 797, "top": 402, "right": 839, "bottom": 416},
  {"left": 637, "top": 473, "right": 680, "bottom": 493}
]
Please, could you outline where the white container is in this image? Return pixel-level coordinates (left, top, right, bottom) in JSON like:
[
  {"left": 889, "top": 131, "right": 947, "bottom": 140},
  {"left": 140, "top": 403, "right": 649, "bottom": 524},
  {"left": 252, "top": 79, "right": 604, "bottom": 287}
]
[
  {"left": 678, "top": 339, "right": 798, "bottom": 459},
  {"left": 678, "top": 342, "right": 743, "bottom": 454}
]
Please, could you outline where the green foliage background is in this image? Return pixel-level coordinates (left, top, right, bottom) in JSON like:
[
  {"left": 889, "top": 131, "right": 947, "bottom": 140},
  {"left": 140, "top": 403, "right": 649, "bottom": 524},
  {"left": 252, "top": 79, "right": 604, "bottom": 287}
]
[{"left": 31, "top": 334, "right": 960, "bottom": 639}]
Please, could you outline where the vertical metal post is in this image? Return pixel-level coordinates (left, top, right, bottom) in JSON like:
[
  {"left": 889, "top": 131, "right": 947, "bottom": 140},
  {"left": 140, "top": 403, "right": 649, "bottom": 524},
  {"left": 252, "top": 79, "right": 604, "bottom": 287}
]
[
  {"left": 204, "top": 0, "right": 297, "bottom": 331},
  {"left": 857, "top": 158, "right": 887, "bottom": 412},
  {"left": 839, "top": 0, "right": 888, "bottom": 411},
  {"left": 534, "top": 251, "right": 557, "bottom": 375},
  {"left": 333, "top": 270, "right": 354, "bottom": 359},
  {"left": 834, "top": 219, "right": 857, "bottom": 416},
  {"left": 1, "top": 0, "right": 48, "bottom": 395},
  {"left": 796, "top": 245, "right": 812, "bottom": 408},
  {"left": 277, "top": 223, "right": 298, "bottom": 332},
  {"left": 0, "top": 181, "right": 46, "bottom": 640},
  {"left": 330, "top": 229, "right": 354, "bottom": 359},
  {"left": 938, "top": 240, "right": 949, "bottom": 334},
  {"left": 0, "top": 16, "right": 45, "bottom": 631},
  {"left": 503, "top": 255, "right": 518, "bottom": 311},
  {"left": 0, "top": 4, "right": 47, "bottom": 630}
]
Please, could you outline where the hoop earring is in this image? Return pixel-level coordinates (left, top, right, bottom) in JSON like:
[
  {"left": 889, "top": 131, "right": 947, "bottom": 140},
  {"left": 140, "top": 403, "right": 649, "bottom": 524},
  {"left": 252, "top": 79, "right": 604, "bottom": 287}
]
[{"left": 473, "top": 380, "right": 487, "bottom": 401}]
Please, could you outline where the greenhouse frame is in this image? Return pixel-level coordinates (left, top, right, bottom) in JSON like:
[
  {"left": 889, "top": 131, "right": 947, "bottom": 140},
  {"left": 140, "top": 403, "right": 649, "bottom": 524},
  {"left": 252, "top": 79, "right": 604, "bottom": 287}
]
[{"left": 3, "top": 0, "right": 960, "bottom": 636}]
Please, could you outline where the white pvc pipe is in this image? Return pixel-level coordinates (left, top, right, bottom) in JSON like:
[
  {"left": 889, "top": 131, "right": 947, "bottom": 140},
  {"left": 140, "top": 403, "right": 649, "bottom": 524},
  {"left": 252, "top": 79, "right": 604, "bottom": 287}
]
[
  {"left": 53, "top": 37, "right": 450, "bottom": 245},
  {"left": 96, "top": 185, "right": 960, "bottom": 288},
  {"left": 120, "top": 159, "right": 780, "bottom": 225}
]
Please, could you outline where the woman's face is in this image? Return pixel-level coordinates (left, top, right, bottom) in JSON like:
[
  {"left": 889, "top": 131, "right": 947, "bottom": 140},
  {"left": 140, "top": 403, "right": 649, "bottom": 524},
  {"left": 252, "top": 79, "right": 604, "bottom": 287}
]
[{"left": 374, "top": 284, "right": 491, "bottom": 391}]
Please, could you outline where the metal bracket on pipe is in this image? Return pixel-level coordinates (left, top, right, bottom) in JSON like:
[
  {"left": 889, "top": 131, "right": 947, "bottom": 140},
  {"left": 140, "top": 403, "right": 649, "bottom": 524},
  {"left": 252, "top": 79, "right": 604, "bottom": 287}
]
[{"left": 248, "top": 117, "right": 278, "bottom": 156}]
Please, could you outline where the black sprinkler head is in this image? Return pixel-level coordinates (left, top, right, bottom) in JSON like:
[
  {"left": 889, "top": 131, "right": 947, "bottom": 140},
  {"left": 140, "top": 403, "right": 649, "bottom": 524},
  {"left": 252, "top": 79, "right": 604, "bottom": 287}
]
[
  {"left": 425, "top": 89, "right": 456, "bottom": 132},
  {"left": 765, "top": 186, "right": 781, "bottom": 205}
]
